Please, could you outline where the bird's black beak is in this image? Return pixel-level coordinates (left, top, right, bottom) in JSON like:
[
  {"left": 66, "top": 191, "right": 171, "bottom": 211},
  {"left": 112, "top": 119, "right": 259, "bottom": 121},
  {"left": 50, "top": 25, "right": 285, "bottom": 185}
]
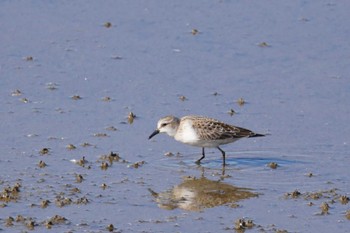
[{"left": 148, "top": 129, "right": 160, "bottom": 139}]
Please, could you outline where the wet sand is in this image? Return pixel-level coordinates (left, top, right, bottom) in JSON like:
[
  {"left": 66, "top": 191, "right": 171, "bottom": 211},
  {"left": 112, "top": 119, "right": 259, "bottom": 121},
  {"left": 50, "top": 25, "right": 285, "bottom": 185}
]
[{"left": 1, "top": 1, "right": 350, "bottom": 232}]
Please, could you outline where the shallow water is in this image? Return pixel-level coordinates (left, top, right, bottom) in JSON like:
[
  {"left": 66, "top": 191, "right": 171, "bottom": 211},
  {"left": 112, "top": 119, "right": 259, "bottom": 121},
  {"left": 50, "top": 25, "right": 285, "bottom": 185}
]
[{"left": 1, "top": 1, "right": 350, "bottom": 232}]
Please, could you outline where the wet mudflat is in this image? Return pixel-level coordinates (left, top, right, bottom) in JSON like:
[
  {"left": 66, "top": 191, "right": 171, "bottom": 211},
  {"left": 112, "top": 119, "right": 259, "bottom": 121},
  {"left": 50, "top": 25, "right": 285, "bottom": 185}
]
[{"left": 1, "top": 1, "right": 350, "bottom": 232}]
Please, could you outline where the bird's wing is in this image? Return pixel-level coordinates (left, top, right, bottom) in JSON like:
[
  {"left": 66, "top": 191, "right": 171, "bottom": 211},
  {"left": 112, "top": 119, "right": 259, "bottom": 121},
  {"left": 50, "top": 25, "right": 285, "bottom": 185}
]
[
  {"left": 220, "top": 126, "right": 255, "bottom": 139},
  {"left": 192, "top": 118, "right": 251, "bottom": 140}
]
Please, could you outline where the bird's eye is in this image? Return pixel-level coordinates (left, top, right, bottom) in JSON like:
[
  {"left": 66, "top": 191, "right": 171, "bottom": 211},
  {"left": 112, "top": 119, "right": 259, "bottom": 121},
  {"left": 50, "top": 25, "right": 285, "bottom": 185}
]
[{"left": 161, "top": 123, "right": 167, "bottom": 127}]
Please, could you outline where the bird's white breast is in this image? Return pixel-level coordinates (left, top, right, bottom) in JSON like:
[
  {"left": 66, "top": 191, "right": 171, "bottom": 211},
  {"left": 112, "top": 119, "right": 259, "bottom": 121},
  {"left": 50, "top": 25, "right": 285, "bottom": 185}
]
[{"left": 174, "top": 120, "right": 200, "bottom": 146}]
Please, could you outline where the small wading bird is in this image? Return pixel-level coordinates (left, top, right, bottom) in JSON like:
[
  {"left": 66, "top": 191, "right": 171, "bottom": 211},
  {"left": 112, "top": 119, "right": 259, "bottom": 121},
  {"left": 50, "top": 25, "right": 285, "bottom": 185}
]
[{"left": 149, "top": 115, "right": 265, "bottom": 166}]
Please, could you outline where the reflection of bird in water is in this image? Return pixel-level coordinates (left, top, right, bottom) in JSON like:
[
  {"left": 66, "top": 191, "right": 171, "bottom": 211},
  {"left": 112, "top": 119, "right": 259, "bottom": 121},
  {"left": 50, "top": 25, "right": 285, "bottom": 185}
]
[
  {"left": 149, "top": 115, "right": 265, "bottom": 165},
  {"left": 148, "top": 175, "right": 258, "bottom": 211}
]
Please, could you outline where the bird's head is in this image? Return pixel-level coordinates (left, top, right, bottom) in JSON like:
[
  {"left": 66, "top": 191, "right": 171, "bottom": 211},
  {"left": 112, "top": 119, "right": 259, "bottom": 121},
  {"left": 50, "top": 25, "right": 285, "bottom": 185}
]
[{"left": 149, "top": 116, "right": 180, "bottom": 139}]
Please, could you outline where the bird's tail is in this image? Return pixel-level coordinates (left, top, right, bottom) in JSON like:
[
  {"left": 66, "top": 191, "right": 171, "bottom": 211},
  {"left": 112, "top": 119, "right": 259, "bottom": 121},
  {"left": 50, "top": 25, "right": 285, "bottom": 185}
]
[{"left": 249, "top": 133, "right": 267, "bottom": 138}]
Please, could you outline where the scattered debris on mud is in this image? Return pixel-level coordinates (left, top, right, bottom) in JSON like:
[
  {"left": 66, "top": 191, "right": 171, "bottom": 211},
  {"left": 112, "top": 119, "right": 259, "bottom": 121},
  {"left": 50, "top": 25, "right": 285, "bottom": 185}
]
[
  {"left": 0, "top": 183, "right": 21, "bottom": 202},
  {"left": 285, "top": 188, "right": 349, "bottom": 217},
  {"left": 268, "top": 162, "right": 278, "bottom": 169},
  {"left": 234, "top": 218, "right": 254, "bottom": 231},
  {"left": 127, "top": 112, "right": 136, "bottom": 124}
]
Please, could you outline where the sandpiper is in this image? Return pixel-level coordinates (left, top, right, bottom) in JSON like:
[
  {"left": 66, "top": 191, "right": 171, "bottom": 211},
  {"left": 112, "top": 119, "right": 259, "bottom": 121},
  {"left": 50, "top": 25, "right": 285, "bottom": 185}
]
[{"left": 149, "top": 115, "right": 265, "bottom": 165}]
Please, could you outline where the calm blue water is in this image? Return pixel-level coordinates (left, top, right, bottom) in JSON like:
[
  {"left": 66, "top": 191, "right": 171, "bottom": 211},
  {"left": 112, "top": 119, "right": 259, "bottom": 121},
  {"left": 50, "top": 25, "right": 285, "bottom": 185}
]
[{"left": 1, "top": 1, "right": 349, "bottom": 232}]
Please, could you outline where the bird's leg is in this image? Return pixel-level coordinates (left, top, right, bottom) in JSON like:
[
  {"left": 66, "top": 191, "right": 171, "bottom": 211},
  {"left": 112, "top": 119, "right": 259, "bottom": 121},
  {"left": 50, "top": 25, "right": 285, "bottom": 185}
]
[
  {"left": 217, "top": 146, "right": 226, "bottom": 166},
  {"left": 220, "top": 165, "right": 226, "bottom": 181},
  {"left": 196, "top": 147, "right": 206, "bottom": 164}
]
